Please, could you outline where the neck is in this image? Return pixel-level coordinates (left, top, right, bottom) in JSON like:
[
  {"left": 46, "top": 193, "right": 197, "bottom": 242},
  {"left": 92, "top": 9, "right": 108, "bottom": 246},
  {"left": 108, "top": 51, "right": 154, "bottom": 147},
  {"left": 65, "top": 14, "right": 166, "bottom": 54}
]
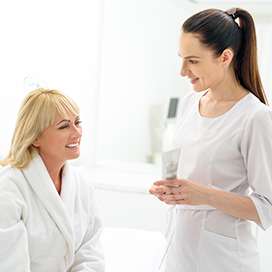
[
  {"left": 207, "top": 69, "right": 248, "bottom": 102},
  {"left": 39, "top": 153, "right": 64, "bottom": 193}
]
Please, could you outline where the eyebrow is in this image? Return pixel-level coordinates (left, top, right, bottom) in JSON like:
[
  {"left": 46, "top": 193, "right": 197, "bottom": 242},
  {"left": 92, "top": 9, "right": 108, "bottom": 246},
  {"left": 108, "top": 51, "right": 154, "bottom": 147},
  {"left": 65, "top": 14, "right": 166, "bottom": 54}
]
[
  {"left": 56, "top": 116, "right": 80, "bottom": 125},
  {"left": 56, "top": 119, "right": 70, "bottom": 125},
  {"left": 178, "top": 53, "right": 200, "bottom": 59}
]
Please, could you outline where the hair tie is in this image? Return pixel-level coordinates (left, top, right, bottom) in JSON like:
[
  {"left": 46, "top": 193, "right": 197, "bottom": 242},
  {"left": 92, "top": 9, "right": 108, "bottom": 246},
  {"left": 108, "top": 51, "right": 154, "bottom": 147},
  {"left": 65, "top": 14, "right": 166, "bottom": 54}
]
[{"left": 226, "top": 8, "right": 238, "bottom": 20}]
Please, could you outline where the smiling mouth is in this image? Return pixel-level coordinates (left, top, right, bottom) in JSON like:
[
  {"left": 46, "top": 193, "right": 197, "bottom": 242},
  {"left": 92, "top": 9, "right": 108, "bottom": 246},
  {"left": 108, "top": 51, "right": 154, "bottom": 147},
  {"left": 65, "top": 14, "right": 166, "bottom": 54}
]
[
  {"left": 190, "top": 78, "right": 199, "bottom": 84},
  {"left": 65, "top": 143, "right": 79, "bottom": 148}
]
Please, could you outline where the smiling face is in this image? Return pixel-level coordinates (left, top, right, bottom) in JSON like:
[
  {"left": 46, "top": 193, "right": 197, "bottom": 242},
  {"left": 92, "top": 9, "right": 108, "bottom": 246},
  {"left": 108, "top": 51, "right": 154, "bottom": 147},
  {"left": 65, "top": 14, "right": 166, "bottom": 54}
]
[
  {"left": 179, "top": 32, "right": 229, "bottom": 92},
  {"left": 34, "top": 113, "right": 82, "bottom": 165}
]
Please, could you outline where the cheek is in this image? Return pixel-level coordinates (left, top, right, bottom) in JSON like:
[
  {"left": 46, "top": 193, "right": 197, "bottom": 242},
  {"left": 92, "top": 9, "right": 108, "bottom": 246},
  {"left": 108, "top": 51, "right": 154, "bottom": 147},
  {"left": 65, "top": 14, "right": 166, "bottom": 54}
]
[
  {"left": 200, "top": 64, "right": 223, "bottom": 81},
  {"left": 210, "top": 67, "right": 225, "bottom": 82},
  {"left": 49, "top": 135, "right": 67, "bottom": 148},
  {"left": 78, "top": 127, "right": 83, "bottom": 136},
  {"left": 191, "top": 64, "right": 207, "bottom": 77}
]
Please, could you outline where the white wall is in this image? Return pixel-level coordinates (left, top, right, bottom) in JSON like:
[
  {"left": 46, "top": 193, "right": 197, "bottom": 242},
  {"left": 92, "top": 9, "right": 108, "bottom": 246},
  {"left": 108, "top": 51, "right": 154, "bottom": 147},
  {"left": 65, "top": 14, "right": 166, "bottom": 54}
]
[
  {"left": 96, "top": 0, "right": 191, "bottom": 164},
  {"left": 96, "top": 0, "right": 272, "bottom": 165},
  {"left": 0, "top": 0, "right": 103, "bottom": 165},
  {"left": 256, "top": 19, "right": 272, "bottom": 103}
]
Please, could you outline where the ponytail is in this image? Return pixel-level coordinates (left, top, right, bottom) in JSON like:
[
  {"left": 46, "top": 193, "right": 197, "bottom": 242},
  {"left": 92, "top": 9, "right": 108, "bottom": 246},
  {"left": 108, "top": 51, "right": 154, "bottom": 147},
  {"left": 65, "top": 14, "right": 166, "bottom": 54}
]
[{"left": 234, "top": 8, "right": 268, "bottom": 104}]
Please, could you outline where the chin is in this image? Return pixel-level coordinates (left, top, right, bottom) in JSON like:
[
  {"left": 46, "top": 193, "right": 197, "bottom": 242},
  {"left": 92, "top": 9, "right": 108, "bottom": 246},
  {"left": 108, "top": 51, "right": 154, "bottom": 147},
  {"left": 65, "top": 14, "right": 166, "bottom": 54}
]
[
  {"left": 192, "top": 83, "right": 208, "bottom": 92},
  {"left": 68, "top": 152, "right": 80, "bottom": 160},
  {"left": 193, "top": 86, "right": 205, "bottom": 92}
]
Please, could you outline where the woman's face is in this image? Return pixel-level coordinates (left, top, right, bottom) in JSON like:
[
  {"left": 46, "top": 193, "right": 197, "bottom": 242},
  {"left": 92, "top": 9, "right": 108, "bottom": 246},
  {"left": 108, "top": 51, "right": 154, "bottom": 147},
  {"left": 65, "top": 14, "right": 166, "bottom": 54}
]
[
  {"left": 34, "top": 113, "right": 82, "bottom": 165},
  {"left": 179, "top": 32, "right": 226, "bottom": 92}
]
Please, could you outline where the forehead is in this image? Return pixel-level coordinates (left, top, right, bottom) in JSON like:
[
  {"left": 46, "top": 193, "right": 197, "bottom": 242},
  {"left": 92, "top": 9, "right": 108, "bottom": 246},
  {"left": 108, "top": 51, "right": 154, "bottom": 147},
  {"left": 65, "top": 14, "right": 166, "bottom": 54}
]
[
  {"left": 179, "top": 32, "right": 213, "bottom": 59},
  {"left": 54, "top": 112, "right": 79, "bottom": 123}
]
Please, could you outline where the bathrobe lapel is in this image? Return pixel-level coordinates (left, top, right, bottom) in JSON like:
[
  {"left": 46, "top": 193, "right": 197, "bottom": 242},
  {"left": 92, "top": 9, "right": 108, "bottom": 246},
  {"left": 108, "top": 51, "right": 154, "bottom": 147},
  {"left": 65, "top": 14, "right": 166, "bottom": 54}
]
[
  {"left": 21, "top": 155, "right": 75, "bottom": 268},
  {"left": 60, "top": 162, "right": 76, "bottom": 227}
]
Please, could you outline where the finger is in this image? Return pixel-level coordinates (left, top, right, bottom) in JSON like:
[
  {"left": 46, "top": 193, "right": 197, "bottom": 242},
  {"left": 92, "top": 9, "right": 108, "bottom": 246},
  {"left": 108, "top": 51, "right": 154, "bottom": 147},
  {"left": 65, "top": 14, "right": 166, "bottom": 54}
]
[
  {"left": 169, "top": 186, "right": 183, "bottom": 195},
  {"left": 149, "top": 186, "right": 158, "bottom": 194},
  {"left": 150, "top": 186, "right": 172, "bottom": 196},
  {"left": 165, "top": 199, "right": 188, "bottom": 205},
  {"left": 160, "top": 193, "right": 187, "bottom": 202},
  {"left": 154, "top": 179, "right": 185, "bottom": 187},
  {"left": 149, "top": 185, "right": 161, "bottom": 193},
  {"left": 149, "top": 187, "right": 157, "bottom": 195},
  {"left": 161, "top": 186, "right": 173, "bottom": 194}
]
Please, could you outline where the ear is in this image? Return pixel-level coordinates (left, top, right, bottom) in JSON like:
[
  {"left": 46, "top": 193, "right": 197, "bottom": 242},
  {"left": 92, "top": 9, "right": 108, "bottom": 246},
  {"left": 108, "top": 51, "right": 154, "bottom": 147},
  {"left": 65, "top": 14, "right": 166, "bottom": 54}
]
[
  {"left": 32, "top": 138, "right": 40, "bottom": 148},
  {"left": 220, "top": 48, "right": 234, "bottom": 67}
]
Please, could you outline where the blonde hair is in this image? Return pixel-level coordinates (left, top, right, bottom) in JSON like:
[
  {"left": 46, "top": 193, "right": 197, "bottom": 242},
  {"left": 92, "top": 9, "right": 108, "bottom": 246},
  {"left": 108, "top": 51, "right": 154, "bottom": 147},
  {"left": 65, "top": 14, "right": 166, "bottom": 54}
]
[{"left": 0, "top": 88, "right": 79, "bottom": 169}]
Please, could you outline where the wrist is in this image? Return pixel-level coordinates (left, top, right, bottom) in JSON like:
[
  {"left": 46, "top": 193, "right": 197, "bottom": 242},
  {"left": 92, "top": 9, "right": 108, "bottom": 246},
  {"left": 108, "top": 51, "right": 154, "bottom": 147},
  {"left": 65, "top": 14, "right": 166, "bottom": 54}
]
[{"left": 204, "top": 186, "right": 217, "bottom": 206}]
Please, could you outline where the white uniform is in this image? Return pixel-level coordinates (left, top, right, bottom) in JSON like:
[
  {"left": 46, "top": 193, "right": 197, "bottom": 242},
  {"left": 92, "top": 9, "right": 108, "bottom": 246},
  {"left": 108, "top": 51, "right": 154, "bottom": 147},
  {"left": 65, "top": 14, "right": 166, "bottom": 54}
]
[
  {"left": 0, "top": 154, "right": 105, "bottom": 272},
  {"left": 163, "top": 91, "right": 272, "bottom": 272}
]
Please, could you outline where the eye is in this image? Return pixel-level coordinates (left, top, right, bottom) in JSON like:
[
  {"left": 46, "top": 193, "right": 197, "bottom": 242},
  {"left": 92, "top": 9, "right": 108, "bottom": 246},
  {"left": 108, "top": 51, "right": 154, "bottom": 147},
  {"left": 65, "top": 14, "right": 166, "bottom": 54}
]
[
  {"left": 189, "top": 60, "right": 198, "bottom": 64},
  {"left": 58, "top": 124, "right": 69, "bottom": 129},
  {"left": 75, "top": 120, "right": 82, "bottom": 127}
]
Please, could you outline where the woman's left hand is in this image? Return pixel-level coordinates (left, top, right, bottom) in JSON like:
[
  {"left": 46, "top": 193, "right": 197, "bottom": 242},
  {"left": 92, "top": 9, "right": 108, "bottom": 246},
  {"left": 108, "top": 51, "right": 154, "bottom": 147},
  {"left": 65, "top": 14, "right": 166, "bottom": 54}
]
[{"left": 153, "top": 179, "right": 212, "bottom": 206}]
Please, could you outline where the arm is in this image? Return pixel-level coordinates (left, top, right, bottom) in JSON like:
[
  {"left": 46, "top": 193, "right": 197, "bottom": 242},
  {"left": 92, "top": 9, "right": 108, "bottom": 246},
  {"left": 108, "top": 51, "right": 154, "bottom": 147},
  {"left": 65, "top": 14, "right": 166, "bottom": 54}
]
[
  {"left": 240, "top": 109, "right": 272, "bottom": 230},
  {"left": 0, "top": 181, "right": 31, "bottom": 272},
  {"left": 150, "top": 179, "right": 260, "bottom": 224},
  {"left": 206, "top": 186, "right": 260, "bottom": 224}
]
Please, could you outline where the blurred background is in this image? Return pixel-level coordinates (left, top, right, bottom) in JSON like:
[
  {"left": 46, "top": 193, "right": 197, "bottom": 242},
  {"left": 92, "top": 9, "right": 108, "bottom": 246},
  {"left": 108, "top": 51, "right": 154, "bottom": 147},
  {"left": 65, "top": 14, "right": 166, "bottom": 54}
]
[{"left": 0, "top": 0, "right": 272, "bottom": 271}]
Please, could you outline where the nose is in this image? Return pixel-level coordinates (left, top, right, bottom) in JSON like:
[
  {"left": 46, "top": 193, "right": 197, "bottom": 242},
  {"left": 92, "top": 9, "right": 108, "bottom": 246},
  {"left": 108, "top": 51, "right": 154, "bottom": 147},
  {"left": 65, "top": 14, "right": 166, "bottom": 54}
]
[
  {"left": 180, "top": 60, "right": 187, "bottom": 77},
  {"left": 71, "top": 123, "right": 82, "bottom": 138}
]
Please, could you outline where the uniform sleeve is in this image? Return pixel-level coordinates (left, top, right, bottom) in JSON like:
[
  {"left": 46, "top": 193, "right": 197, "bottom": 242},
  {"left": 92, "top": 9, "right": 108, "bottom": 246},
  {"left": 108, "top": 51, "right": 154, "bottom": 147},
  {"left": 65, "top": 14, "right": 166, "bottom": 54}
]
[
  {"left": 240, "top": 108, "right": 272, "bottom": 230},
  {"left": 68, "top": 185, "right": 105, "bottom": 272},
  {"left": 0, "top": 181, "right": 31, "bottom": 271}
]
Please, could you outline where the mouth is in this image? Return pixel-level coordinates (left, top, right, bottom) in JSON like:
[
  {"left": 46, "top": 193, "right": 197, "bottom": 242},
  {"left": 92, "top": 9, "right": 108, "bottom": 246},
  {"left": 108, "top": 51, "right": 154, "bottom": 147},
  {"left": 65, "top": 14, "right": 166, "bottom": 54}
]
[
  {"left": 190, "top": 77, "right": 199, "bottom": 84},
  {"left": 65, "top": 142, "right": 80, "bottom": 149}
]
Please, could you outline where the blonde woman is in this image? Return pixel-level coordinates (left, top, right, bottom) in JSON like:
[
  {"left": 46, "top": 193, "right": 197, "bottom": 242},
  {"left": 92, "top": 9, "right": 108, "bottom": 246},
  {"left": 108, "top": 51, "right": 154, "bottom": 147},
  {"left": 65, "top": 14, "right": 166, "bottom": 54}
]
[{"left": 0, "top": 89, "right": 105, "bottom": 272}]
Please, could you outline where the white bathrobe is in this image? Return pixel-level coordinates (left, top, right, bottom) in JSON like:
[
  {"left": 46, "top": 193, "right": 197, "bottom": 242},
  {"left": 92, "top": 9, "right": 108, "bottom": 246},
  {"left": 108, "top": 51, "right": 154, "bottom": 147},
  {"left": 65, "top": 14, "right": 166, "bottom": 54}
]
[{"left": 0, "top": 154, "right": 105, "bottom": 272}]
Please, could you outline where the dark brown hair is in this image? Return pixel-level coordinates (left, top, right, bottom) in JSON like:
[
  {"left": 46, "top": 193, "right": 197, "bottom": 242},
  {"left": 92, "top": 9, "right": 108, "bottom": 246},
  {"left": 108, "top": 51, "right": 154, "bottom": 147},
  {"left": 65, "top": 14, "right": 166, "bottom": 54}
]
[{"left": 182, "top": 8, "right": 268, "bottom": 105}]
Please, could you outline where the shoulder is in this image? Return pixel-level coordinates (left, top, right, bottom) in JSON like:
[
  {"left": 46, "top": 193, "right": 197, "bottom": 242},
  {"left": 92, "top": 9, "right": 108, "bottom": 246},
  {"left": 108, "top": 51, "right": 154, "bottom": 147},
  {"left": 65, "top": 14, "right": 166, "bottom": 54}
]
[
  {"left": 244, "top": 94, "right": 272, "bottom": 127},
  {"left": 0, "top": 165, "right": 23, "bottom": 192},
  {"left": 239, "top": 93, "right": 272, "bottom": 141}
]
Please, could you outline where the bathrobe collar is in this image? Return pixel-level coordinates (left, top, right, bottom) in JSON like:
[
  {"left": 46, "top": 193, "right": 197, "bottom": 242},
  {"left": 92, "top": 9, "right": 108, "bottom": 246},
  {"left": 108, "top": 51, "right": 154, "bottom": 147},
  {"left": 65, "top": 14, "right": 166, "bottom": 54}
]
[{"left": 21, "top": 154, "right": 75, "bottom": 268}]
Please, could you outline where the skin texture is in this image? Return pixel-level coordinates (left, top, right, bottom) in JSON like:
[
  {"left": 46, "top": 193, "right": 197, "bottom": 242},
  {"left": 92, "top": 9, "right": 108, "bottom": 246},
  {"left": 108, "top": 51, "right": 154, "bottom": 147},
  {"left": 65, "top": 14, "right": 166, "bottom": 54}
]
[
  {"left": 149, "top": 32, "right": 261, "bottom": 225},
  {"left": 33, "top": 113, "right": 82, "bottom": 193}
]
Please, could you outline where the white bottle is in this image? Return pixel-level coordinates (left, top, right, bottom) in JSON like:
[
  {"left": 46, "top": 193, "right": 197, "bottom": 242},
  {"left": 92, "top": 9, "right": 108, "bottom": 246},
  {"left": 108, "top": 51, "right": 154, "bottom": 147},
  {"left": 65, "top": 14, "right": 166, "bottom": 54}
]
[
  {"left": 162, "top": 120, "right": 177, "bottom": 152},
  {"left": 162, "top": 97, "right": 179, "bottom": 152}
]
